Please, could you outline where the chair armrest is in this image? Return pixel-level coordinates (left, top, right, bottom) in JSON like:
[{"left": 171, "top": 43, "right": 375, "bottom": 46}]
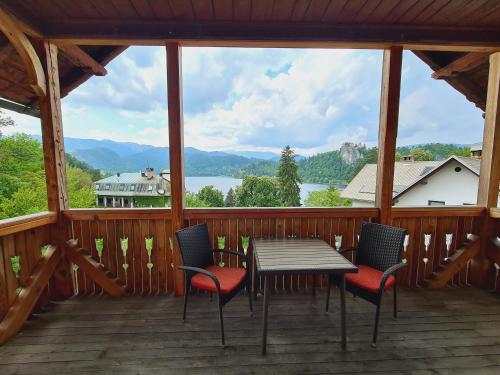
[
  {"left": 213, "top": 249, "right": 249, "bottom": 262},
  {"left": 338, "top": 247, "right": 357, "bottom": 255},
  {"left": 178, "top": 265, "right": 221, "bottom": 292},
  {"left": 378, "top": 262, "right": 407, "bottom": 293}
]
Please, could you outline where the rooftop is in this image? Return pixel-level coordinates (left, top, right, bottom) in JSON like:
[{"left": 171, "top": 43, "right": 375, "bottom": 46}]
[{"left": 94, "top": 172, "right": 171, "bottom": 197}]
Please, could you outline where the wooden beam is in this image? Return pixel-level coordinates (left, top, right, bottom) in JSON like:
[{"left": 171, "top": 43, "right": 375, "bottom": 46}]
[
  {"left": 472, "top": 52, "right": 500, "bottom": 288},
  {"left": 65, "top": 244, "right": 125, "bottom": 297},
  {"left": 0, "top": 7, "right": 46, "bottom": 96},
  {"left": 40, "top": 19, "right": 500, "bottom": 50},
  {"left": 60, "top": 46, "right": 127, "bottom": 98},
  {"left": 37, "top": 41, "right": 68, "bottom": 212},
  {"left": 0, "top": 98, "right": 39, "bottom": 117},
  {"left": 0, "top": 245, "right": 61, "bottom": 345},
  {"left": 166, "top": 42, "right": 185, "bottom": 297},
  {"left": 375, "top": 47, "right": 403, "bottom": 225},
  {"left": 432, "top": 52, "right": 490, "bottom": 79},
  {"left": 58, "top": 44, "right": 107, "bottom": 76},
  {"left": 478, "top": 53, "right": 500, "bottom": 208}
]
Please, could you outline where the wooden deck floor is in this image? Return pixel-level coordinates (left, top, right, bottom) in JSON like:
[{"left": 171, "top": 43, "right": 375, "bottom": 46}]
[{"left": 0, "top": 287, "right": 499, "bottom": 374}]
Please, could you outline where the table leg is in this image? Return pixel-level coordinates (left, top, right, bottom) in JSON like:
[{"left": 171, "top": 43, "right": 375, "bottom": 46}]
[
  {"left": 253, "top": 252, "right": 258, "bottom": 300},
  {"left": 261, "top": 275, "right": 270, "bottom": 355},
  {"left": 339, "top": 274, "right": 346, "bottom": 349}
]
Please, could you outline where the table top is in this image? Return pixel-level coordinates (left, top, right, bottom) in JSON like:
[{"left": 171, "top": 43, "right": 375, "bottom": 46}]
[{"left": 253, "top": 238, "right": 358, "bottom": 275}]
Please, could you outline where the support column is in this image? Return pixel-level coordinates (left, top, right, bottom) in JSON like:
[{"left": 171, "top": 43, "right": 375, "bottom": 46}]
[
  {"left": 166, "top": 42, "right": 185, "bottom": 296},
  {"left": 375, "top": 47, "right": 403, "bottom": 225},
  {"left": 473, "top": 52, "right": 500, "bottom": 287},
  {"left": 37, "top": 40, "right": 72, "bottom": 300},
  {"left": 38, "top": 41, "right": 68, "bottom": 213}
]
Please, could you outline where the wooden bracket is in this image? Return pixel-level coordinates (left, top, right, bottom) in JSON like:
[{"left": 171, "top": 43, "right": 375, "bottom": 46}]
[
  {"left": 0, "top": 245, "right": 61, "bottom": 346},
  {"left": 65, "top": 244, "right": 126, "bottom": 297},
  {"left": 0, "top": 7, "right": 46, "bottom": 97}
]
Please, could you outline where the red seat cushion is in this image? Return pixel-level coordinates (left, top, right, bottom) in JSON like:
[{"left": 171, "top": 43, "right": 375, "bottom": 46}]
[
  {"left": 345, "top": 265, "right": 396, "bottom": 293},
  {"left": 191, "top": 266, "right": 246, "bottom": 294}
]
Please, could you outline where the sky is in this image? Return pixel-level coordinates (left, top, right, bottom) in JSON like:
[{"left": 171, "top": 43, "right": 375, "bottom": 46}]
[{"left": 3, "top": 47, "right": 484, "bottom": 156}]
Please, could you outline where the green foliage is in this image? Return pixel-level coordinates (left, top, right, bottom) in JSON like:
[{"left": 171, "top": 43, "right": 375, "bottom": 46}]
[
  {"left": 410, "top": 147, "right": 433, "bottom": 161},
  {"left": 66, "top": 153, "right": 102, "bottom": 181},
  {"left": 185, "top": 191, "right": 210, "bottom": 207},
  {"left": 0, "top": 110, "right": 14, "bottom": 136},
  {"left": 277, "top": 146, "right": 301, "bottom": 207},
  {"left": 235, "top": 159, "right": 277, "bottom": 178},
  {"left": 133, "top": 196, "right": 169, "bottom": 208},
  {"left": 225, "top": 188, "right": 236, "bottom": 207},
  {"left": 197, "top": 185, "right": 224, "bottom": 207},
  {"left": 304, "top": 184, "right": 352, "bottom": 207},
  {"left": 300, "top": 145, "right": 368, "bottom": 184},
  {"left": 0, "top": 125, "right": 98, "bottom": 218},
  {"left": 234, "top": 175, "right": 282, "bottom": 207}
]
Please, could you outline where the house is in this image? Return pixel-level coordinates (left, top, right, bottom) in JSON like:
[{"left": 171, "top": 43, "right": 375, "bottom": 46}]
[
  {"left": 342, "top": 154, "right": 500, "bottom": 207},
  {"left": 94, "top": 168, "right": 171, "bottom": 208}
]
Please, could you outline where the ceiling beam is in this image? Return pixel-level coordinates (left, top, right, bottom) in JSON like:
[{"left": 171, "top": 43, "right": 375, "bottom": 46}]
[
  {"left": 40, "top": 19, "right": 500, "bottom": 50},
  {"left": 58, "top": 44, "right": 107, "bottom": 76},
  {"left": 432, "top": 52, "right": 490, "bottom": 79},
  {"left": 0, "top": 97, "right": 39, "bottom": 117},
  {"left": 0, "top": 7, "right": 46, "bottom": 96}
]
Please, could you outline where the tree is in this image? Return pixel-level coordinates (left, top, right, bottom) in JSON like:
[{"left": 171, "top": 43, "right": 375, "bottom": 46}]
[
  {"left": 410, "top": 147, "right": 434, "bottom": 161},
  {"left": 197, "top": 185, "right": 224, "bottom": 207},
  {"left": 234, "top": 175, "right": 281, "bottom": 207},
  {"left": 185, "top": 191, "right": 210, "bottom": 207},
  {"left": 0, "top": 110, "right": 14, "bottom": 137},
  {"left": 225, "top": 187, "right": 236, "bottom": 207},
  {"left": 67, "top": 166, "right": 97, "bottom": 208},
  {"left": 277, "top": 145, "right": 301, "bottom": 206},
  {"left": 304, "top": 184, "right": 352, "bottom": 207}
]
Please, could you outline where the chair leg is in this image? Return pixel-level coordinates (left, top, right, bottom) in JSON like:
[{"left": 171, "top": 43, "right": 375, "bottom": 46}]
[
  {"left": 182, "top": 283, "right": 190, "bottom": 322},
  {"left": 393, "top": 286, "right": 398, "bottom": 319},
  {"left": 372, "top": 300, "right": 382, "bottom": 347},
  {"left": 218, "top": 293, "right": 225, "bottom": 347},
  {"left": 325, "top": 276, "right": 332, "bottom": 313}
]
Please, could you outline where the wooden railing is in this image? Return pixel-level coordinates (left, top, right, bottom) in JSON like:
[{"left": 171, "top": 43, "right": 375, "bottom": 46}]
[
  {"left": 62, "top": 209, "right": 175, "bottom": 295},
  {"left": 58, "top": 206, "right": 495, "bottom": 296},
  {"left": 391, "top": 206, "right": 485, "bottom": 287},
  {"left": 0, "top": 212, "right": 57, "bottom": 321}
]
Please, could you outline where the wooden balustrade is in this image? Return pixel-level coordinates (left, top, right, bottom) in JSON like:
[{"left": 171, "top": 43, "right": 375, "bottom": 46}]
[
  {"left": 62, "top": 209, "right": 175, "bottom": 295},
  {"left": 0, "top": 212, "right": 57, "bottom": 321},
  {"left": 59, "top": 206, "right": 496, "bottom": 296}
]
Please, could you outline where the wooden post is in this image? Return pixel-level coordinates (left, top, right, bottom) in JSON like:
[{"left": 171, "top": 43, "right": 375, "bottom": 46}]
[
  {"left": 375, "top": 47, "right": 403, "bottom": 225},
  {"left": 166, "top": 42, "right": 185, "bottom": 296},
  {"left": 473, "top": 52, "right": 500, "bottom": 287},
  {"left": 37, "top": 41, "right": 72, "bottom": 299},
  {"left": 38, "top": 41, "right": 68, "bottom": 213}
]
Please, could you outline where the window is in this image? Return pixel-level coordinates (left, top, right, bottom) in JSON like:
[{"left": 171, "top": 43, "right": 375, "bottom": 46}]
[
  {"left": 95, "top": 184, "right": 100, "bottom": 190},
  {"left": 148, "top": 185, "right": 153, "bottom": 192},
  {"left": 130, "top": 184, "right": 135, "bottom": 191},
  {"left": 428, "top": 200, "right": 445, "bottom": 206},
  {"left": 105, "top": 184, "right": 111, "bottom": 190},
  {"left": 119, "top": 184, "right": 125, "bottom": 191}
]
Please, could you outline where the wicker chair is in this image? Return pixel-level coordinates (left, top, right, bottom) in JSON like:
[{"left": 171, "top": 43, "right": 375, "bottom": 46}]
[
  {"left": 175, "top": 223, "right": 253, "bottom": 347},
  {"left": 326, "top": 222, "right": 407, "bottom": 346}
]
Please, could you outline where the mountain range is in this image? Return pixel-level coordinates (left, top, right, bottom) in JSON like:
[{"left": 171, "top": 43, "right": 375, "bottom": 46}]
[{"left": 31, "top": 136, "right": 283, "bottom": 176}]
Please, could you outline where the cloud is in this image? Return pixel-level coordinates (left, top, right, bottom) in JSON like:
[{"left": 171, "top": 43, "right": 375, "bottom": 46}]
[{"left": 3, "top": 46, "right": 484, "bottom": 155}]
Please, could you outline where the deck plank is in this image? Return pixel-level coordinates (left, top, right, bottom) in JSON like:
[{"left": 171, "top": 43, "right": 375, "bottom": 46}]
[{"left": 0, "top": 288, "right": 499, "bottom": 374}]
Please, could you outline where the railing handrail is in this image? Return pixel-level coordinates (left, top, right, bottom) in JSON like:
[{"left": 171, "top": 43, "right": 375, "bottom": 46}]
[
  {"left": 392, "top": 206, "right": 486, "bottom": 217},
  {"left": 0, "top": 211, "right": 57, "bottom": 237}
]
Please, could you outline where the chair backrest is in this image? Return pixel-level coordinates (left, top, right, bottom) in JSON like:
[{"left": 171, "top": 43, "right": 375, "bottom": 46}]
[
  {"left": 356, "top": 222, "right": 407, "bottom": 272},
  {"left": 175, "top": 223, "right": 214, "bottom": 269}
]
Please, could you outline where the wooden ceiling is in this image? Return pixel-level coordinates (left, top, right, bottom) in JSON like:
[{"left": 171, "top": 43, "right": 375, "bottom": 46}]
[{"left": 0, "top": 0, "right": 498, "bottom": 113}]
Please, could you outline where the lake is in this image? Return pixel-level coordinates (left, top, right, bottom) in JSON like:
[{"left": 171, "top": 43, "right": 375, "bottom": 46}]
[{"left": 185, "top": 176, "right": 333, "bottom": 204}]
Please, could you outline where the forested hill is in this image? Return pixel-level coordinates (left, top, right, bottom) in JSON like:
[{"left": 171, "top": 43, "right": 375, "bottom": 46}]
[{"left": 28, "top": 136, "right": 475, "bottom": 183}]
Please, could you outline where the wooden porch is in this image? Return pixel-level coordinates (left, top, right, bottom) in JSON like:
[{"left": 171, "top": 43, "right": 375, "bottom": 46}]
[
  {"left": 0, "top": 288, "right": 499, "bottom": 374},
  {"left": 1, "top": 1, "right": 500, "bottom": 373}
]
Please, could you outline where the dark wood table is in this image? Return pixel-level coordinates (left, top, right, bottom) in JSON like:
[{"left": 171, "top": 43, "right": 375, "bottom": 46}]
[{"left": 253, "top": 238, "right": 358, "bottom": 355}]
